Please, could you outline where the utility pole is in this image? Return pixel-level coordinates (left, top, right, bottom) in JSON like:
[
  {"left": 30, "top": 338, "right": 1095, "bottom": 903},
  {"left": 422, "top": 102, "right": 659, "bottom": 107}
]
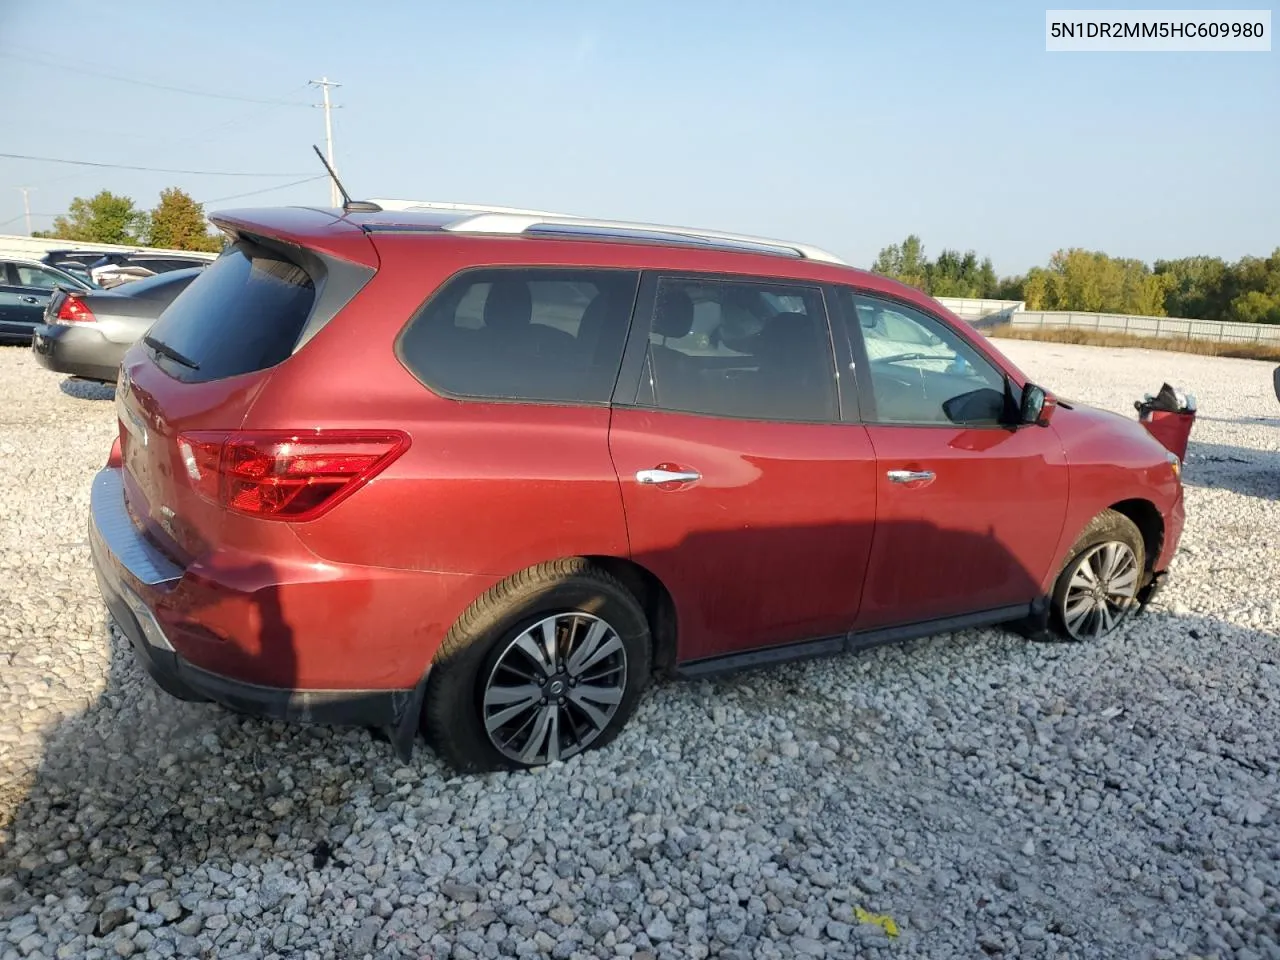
[
  {"left": 309, "top": 77, "right": 342, "bottom": 207},
  {"left": 18, "top": 187, "right": 33, "bottom": 235}
]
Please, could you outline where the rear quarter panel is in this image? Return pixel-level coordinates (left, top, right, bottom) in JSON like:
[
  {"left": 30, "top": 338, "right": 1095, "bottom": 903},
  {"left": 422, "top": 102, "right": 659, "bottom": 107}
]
[{"left": 239, "top": 233, "right": 633, "bottom": 579}]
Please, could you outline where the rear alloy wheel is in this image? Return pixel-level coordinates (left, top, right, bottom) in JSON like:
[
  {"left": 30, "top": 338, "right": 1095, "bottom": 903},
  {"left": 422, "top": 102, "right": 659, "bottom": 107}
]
[
  {"left": 1051, "top": 509, "right": 1147, "bottom": 641},
  {"left": 423, "top": 560, "right": 651, "bottom": 772},
  {"left": 482, "top": 612, "right": 628, "bottom": 765}
]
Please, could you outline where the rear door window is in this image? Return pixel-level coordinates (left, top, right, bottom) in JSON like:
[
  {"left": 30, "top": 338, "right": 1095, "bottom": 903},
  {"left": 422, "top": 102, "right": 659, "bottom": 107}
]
[
  {"left": 143, "top": 241, "right": 315, "bottom": 382},
  {"left": 397, "top": 268, "right": 640, "bottom": 404},
  {"left": 634, "top": 276, "right": 838, "bottom": 422},
  {"left": 13, "top": 265, "right": 71, "bottom": 290}
]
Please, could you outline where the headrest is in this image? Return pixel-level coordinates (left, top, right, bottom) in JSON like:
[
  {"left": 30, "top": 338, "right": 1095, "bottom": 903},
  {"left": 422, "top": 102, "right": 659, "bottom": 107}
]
[
  {"left": 483, "top": 280, "right": 533, "bottom": 333},
  {"left": 653, "top": 286, "right": 695, "bottom": 339},
  {"left": 753, "top": 312, "right": 819, "bottom": 369}
]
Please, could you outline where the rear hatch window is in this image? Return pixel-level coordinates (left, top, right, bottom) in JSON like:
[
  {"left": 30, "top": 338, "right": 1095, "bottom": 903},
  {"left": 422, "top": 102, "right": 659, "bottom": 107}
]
[{"left": 143, "top": 239, "right": 315, "bottom": 382}]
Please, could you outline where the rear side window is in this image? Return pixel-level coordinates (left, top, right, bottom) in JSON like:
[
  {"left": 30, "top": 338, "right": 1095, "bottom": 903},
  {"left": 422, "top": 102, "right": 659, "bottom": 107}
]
[
  {"left": 144, "top": 241, "right": 314, "bottom": 382},
  {"left": 398, "top": 268, "right": 640, "bottom": 404}
]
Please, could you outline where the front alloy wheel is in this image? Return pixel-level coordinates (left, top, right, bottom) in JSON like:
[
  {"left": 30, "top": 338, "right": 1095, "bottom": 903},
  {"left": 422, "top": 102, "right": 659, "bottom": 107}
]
[
  {"left": 1060, "top": 541, "right": 1141, "bottom": 640},
  {"left": 482, "top": 612, "right": 628, "bottom": 764}
]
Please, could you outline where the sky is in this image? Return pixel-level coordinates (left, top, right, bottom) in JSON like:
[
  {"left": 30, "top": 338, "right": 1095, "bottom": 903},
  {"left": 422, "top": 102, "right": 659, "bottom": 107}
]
[{"left": 0, "top": 0, "right": 1276, "bottom": 275}]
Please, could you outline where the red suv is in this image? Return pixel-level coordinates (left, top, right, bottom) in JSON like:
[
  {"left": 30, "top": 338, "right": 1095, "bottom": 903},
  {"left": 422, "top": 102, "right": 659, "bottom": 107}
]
[{"left": 89, "top": 204, "right": 1185, "bottom": 771}]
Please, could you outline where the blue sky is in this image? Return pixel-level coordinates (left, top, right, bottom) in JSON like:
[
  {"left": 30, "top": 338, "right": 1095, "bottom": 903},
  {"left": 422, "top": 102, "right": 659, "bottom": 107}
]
[{"left": 1, "top": 0, "right": 1275, "bottom": 273}]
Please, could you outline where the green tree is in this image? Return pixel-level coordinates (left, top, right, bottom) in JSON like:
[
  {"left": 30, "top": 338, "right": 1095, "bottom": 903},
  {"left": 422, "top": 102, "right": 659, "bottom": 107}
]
[
  {"left": 977, "top": 258, "right": 998, "bottom": 298},
  {"left": 148, "top": 187, "right": 222, "bottom": 252},
  {"left": 1154, "top": 256, "right": 1230, "bottom": 321},
  {"left": 35, "top": 191, "right": 149, "bottom": 244},
  {"left": 992, "top": 274, "right": 1026, "bottom": 301},
  {"left": 1022, "top": 249, "right": 1171, "bottom": 316},
  {"left": 1229, "top": 290, "right": 1280, "bottom": 324},
  {"left": 871, "top": 234, "right": 928, "bottom": 290},
  {"left": 871, "top": 238, "right": 1280, "bottom": 323},
  {"left": 925, "top": 249, "right": 998, "bottom": 298}
]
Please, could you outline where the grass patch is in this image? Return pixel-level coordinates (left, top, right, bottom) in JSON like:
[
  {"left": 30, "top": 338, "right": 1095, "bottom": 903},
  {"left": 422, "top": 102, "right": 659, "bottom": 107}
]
[{"left": 985, "top": 324, "right": 1280, "bottom": 363}]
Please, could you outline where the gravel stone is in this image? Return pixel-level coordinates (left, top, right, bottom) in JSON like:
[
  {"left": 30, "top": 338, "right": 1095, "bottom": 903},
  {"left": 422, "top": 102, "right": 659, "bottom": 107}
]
[{"left": 0, "top": 343, "right": 1278, "bottom": 959}]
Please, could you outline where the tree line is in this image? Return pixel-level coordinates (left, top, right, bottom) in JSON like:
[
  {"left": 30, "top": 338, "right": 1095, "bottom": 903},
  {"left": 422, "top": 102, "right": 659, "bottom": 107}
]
[
  {"left": 32, "top": 188, "right": 223, "bottom": 253},
  {"left": 872, "top": 234, "right": 1280, "bottom": 325}
]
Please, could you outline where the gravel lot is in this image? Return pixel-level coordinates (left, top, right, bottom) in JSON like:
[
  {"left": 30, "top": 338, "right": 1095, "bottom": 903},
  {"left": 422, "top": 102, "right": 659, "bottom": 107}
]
[{"left": 1, "top": 339, "right": 1277, "bottom": 960}]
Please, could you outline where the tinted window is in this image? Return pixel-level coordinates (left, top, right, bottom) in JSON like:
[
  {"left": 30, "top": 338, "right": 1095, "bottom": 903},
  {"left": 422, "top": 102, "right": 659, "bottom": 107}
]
[
  {"left": 144, "top": 242, "right": 314, "bottom": 382},
  {"left": 398, "top": 268, "right": 640, "bottom": 404},
  {"left": 639, "top": 277, "right": 836, "bottom": 422},
  {"left": 840, "top": 290, "right": 1008, "bottom": 425}
]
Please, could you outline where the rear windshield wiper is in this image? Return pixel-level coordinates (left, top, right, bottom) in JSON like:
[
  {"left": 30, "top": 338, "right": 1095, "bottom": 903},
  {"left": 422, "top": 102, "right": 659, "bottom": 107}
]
[{"left": 143, "top": 334, "right": 200, "bottom": 371}]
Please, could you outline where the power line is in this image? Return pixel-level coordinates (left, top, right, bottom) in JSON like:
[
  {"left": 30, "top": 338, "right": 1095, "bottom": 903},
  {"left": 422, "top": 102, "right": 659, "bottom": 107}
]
[
  {"left": 166, "top": 84, "right": 315, "bottom": 150},
  {"left": 0, "top": 50, "right": 312, "bottom": 107},
  {"left": 0, "top": 211, "right": 52, "bottom": 228},
  {"left": 0, "top": 153, "right": 313, "bottom": 177},
  {"left": 198, "top": 175, "right": 329, "bottom": 206}
]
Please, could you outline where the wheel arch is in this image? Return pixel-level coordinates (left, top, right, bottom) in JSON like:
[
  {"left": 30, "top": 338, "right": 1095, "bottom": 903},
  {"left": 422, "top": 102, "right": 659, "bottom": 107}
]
[
  {"left": 1107, "top": 498, "right": 1164, "bottom": 574},
  {"left": 584, "top": 555, "right": 679, "bottom": 678}
]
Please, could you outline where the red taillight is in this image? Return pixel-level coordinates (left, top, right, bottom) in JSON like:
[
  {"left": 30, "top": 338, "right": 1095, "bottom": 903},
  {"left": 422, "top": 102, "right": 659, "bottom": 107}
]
[
  {"left": 176, "top": 430, "right": 409, "bottom": 521},
  {"left": 56, "top": 295, "right": 96, "bottom": 323}
]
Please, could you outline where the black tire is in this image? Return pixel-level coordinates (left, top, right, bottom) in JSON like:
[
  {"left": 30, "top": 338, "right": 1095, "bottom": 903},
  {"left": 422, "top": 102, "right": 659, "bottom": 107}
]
[
  {"left": 1049, "top": 509, "right": 1146, "bottom": 642},
  {"left": 422, "top": 558, "right": 652, "bottom": 773}
]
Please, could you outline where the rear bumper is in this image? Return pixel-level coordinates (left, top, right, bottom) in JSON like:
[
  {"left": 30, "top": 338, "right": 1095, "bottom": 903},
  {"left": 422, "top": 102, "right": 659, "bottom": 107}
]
[
  {"left": 31, "top": 323, "right": 124, "bottom": 382},
  {"left": 88, "top": 467, "right": 417, "bottom": 729}
]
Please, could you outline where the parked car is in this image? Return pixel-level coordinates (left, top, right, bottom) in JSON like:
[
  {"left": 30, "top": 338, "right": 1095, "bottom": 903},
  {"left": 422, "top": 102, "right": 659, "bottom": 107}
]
[
  {"left": 31, "top": 267, "right": 204, "bottom": 382},
  {"left": 0, "top": 258, "right": 95, "bottom": 344},
  {"left": 88, "top": 204, "right": 1185, "bottom": 773},
  {"left": 39, "top": 249, "right": 110, "bottom": 272},
  {"left": 88, "top": 251, "right": 215, "bottom": 288},
  {"left": 50, "top": 261, "right": 99, "bottom": 286}
]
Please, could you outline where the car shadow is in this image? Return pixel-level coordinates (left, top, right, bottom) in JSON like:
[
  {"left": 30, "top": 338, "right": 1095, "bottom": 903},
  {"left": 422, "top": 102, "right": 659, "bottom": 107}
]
[
  {"left": 58, "top": 378, "right": 115, "bottom": 402},
  {"left": 1, "top": 520, "right": 1274, "bottom": 958},
  {"left": 1183, "top": 438, "right": 1280, "bottom": 501}
]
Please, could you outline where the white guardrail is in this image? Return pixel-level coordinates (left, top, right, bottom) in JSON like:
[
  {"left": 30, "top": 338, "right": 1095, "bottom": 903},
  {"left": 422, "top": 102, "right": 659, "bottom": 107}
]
[{"left": 937, "top": 297, "right": 1280, "bottom": 346}]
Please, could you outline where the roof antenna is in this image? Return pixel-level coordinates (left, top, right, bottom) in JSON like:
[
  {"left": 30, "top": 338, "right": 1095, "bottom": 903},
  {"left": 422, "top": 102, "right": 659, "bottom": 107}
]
[{"left": 312, "top": 144, "right": 381, "bottom": 213}]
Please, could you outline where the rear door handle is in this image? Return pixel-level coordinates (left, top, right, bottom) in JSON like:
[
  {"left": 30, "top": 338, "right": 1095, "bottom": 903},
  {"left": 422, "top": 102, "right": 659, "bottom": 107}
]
[
  {"left": 887, "top": 469, "right": 936, "bottom": 485},
  {"left": 20, "top": 296, "right": 39, "bottom": 304},
  {"left": 636, "top": 467, "right": 702, "bottom": 485}
]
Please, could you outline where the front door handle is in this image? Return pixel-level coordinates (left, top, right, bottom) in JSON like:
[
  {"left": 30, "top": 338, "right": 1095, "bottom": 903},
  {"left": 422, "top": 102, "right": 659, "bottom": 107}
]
[
  {"left": 887, "top": 469, "right": 936, "bottom": 485},
  {"left": 636, "top": 467, "right": 702, "bottom": 485}
]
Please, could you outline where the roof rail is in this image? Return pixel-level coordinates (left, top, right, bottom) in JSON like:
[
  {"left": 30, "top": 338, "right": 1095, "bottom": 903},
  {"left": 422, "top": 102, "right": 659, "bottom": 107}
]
[
  {"left": 368, "top": 198, "right": 573, "bottom": 217},
  {"left": 441, "top": 213, "right": 847, "bottom": 265}
]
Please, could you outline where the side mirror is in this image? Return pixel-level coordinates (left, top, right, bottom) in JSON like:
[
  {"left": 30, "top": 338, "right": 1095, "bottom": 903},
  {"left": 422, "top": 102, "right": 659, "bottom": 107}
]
[{"left": 1020, "top": 382, "right": 1056, "bottom": 427}]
